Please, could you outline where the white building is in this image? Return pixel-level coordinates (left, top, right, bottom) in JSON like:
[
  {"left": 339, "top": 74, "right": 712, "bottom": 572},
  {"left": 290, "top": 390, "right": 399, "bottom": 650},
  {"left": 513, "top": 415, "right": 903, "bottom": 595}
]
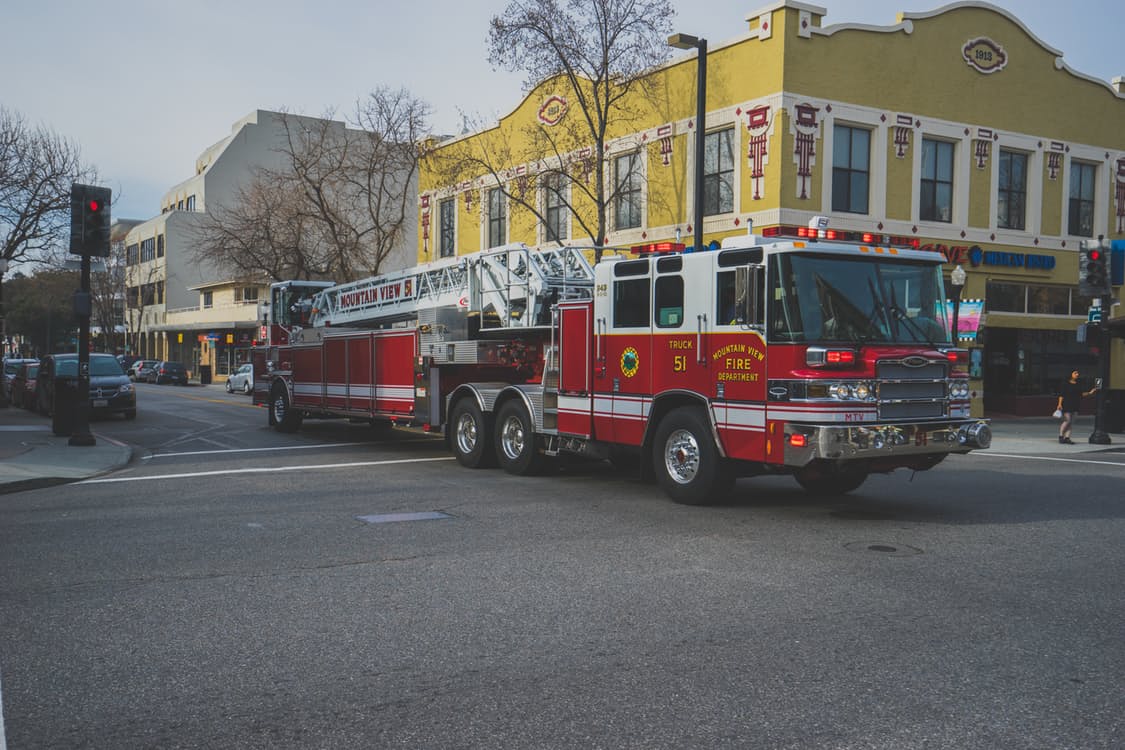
[{"left": 124, "top": 109, "right": 417, "bottom": 379}]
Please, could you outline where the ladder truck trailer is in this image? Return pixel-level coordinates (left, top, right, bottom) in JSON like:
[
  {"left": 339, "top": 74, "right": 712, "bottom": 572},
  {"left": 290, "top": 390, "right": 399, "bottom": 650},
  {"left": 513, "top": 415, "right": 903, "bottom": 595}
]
[{"left": 251, "top": 221, "right": 991, "bottom": 504}]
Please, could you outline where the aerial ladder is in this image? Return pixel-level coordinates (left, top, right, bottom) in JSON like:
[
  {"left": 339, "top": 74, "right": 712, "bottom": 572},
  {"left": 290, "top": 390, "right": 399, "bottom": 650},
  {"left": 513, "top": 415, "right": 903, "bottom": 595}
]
[{"left": 305, "top": 243, "right": 596, "bottom": 333}]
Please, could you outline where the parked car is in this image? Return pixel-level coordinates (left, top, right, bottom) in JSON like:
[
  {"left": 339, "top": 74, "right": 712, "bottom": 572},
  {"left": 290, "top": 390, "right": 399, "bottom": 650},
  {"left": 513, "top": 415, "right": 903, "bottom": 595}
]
[
  {"left": 226, "top": 363, "right": 254, "bottom": 394},
  {"left": 117, "top": 354, "right": 140, "bottom": 373},
  {"left": 3, "top": 357, "right": 38, "bottom": 403},
  {"left": 128, "top": 359, "right": 158, "bottom": 381},
  {"left": 147, "top": 360, "right": 188, "bottom": 385},
  {"left": 37, "top": 353, "right": 136, "bottom": 420},
  {"left": 10, "top": 361, "right": 39, "bottom": 410}
]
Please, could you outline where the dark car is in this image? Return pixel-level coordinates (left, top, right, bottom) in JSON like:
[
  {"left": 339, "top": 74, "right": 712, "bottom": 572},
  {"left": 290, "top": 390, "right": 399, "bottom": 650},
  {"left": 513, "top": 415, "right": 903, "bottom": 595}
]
[
  {"left": 10, "top": 362, "right": 39, "bottom": 410},
  {"left": 147, "top": 360, "right": 188, "bottom": 385},
  {"left": 36, "top": 353, "right": 136, "bottom": 420},
  {"left": 3, "top": 357, "right": 38, "bottom": 402}
]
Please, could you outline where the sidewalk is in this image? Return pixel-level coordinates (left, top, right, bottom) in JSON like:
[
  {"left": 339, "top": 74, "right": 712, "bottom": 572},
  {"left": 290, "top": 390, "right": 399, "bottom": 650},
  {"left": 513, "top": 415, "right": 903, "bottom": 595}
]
[
  {"left": 0, "top": 406, "right": 134, "bottom": 494},
  {"left": 0, "top": 407, "right": 1119, "bottom": 495}
]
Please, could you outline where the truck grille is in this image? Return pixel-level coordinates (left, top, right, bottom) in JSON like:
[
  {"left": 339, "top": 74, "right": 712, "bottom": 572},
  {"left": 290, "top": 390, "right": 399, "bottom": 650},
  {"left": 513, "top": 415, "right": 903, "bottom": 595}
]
[{"left": 876, "top": 358, "right": 948, "bottom": 421}]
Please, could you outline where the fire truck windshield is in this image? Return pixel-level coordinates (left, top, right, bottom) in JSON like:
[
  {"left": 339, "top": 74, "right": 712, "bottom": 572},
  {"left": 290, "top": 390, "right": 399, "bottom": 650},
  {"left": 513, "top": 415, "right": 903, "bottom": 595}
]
[{"left": 769, "top": 253, "right": 951, "bottom": 345}]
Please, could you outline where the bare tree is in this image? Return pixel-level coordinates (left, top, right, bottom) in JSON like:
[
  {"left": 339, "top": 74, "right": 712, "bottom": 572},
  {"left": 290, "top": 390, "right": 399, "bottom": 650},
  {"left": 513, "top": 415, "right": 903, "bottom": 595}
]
[
  {"left": 192, "top": 88, "right": 430, "bottom": 284},
  {"left": 0, "top": 105, "right": 95, "bottom": 401},
  {"left": 477, "top": 0, "right": 675, "bottom": 261}
]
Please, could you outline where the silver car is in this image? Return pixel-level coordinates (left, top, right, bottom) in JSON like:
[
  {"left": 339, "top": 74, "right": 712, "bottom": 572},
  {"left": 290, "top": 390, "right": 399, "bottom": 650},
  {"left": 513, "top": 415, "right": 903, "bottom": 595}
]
[{"left": 226, "top": 363, "right": 253, "bottom": 394}]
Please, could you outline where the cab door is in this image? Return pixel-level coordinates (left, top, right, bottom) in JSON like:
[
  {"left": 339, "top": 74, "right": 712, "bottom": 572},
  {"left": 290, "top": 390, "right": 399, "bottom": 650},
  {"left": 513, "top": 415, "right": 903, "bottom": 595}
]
[{"left": 593, "top": 258, "right": 651, "bottom": 445}]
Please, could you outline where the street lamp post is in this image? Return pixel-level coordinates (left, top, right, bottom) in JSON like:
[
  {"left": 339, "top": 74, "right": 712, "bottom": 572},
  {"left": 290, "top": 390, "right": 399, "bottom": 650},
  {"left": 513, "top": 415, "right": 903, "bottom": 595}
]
[
  {"left": 949, "top": 264, "right": 966, "bottom": 344},
  {"left": 668, "top": 33, "right": 707, "bottom": 253}
]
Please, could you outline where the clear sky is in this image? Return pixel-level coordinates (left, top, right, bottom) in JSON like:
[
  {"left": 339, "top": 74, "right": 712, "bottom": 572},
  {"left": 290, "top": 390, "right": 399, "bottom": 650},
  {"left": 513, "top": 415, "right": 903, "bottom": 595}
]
[{"left": 1, "top": 0, "right": 1119, "bottom": 224}]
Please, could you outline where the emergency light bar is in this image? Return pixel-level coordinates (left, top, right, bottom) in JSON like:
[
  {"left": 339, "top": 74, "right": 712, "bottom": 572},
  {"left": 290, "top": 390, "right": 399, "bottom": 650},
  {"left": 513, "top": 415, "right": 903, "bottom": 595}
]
[
  {"left": 761, "top": 225, "right": 921, "bottom": 249},
  {"left": 631, "top": 242, "right": 687, "bottom": 255}
]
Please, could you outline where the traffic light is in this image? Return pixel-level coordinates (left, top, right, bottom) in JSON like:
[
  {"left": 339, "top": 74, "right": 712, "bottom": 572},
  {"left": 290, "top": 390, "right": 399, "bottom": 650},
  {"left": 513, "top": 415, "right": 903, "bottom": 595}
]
[
  {"left": 69, "top": 183, "right": 112, "bottom": 257},
  {"left": 1078, "top": 239, "right": 1111, "bottom": 298}
]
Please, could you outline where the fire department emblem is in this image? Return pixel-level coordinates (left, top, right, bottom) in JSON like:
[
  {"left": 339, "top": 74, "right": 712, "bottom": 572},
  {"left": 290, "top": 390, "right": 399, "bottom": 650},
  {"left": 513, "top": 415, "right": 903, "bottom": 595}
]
[{"left": 620, "top": 347, "right": 640, "bottom": 378}]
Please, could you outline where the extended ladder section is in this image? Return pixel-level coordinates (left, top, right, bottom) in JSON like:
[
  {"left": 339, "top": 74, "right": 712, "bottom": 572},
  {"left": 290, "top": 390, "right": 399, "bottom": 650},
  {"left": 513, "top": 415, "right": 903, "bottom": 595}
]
[{"left": 308, "top": 244, "right": 595, "bottom": 330}]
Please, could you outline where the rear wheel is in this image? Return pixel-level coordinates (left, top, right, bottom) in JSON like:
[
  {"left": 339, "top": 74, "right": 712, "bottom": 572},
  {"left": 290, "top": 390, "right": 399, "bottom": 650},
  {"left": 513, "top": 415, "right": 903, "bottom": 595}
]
[
  {"left": 242, "top": 381, "right": 252, "bottom": 394},
  {"left": 495, "top": 400, "right": 544, "bottom": 475},
  {"left": 652, "top": 406, "right": 731, "bottom": 505},
  {"left": 270, "top": 382, "right": 303, "bottom": 433},
  {"left": 449, "top": 397, "right": 495, "bottom": 468}
]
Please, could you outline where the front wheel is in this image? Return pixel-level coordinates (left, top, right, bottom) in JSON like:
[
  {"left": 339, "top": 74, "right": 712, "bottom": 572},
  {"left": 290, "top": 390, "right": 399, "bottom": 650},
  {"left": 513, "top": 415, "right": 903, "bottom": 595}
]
[
  {"left": 270, "top": 382, "right": 303, "bottom": 433},
  {"left": 449, "top": 397, "right": 495, "bottom": 468},
  {"left": 794, "top": 463, "right": 868, "bottom": 495},
  {"left": 652, "top": 406, "right": 731, "bottom": 505},
  {"left": 494, "top": 400, "right": 544, "bottom": 475},
  {"left": 225, "top": 380, "right": 233, "bottom": 393}
]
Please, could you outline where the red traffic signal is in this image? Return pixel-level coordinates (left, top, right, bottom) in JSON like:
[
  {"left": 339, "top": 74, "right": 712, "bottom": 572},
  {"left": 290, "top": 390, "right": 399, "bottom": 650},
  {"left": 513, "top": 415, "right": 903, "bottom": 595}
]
[{"left": 88, "top": 199, "right": 101, "bottom": 212}]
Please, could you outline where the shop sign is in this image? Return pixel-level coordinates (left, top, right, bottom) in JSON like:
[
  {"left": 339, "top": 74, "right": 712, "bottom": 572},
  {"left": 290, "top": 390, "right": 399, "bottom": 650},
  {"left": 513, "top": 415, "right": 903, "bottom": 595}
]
[{"left": 920, "top": 243, "right": 1055, "bottom": 271}]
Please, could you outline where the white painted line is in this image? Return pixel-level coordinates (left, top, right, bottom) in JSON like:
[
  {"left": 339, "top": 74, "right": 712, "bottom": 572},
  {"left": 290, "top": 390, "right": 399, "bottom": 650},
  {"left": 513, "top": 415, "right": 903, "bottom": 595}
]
[
  {"left": 1, "top": 664, "right": 7, "bottom": 750},
  {"left": 144, "top": 441, "right": 407, "bottom": 459},
  {"left": 973, "top": 452, "right": 1125, "bottom": 468},
  {"left": 79, "top": 456, "right": 455, "bottom": 484}
]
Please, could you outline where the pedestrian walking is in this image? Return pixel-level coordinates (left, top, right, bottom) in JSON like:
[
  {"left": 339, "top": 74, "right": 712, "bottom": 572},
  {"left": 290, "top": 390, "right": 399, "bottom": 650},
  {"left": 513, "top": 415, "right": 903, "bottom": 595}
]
[{"left": 1055, "top": 369, "right": 1098, "bottom": 444}]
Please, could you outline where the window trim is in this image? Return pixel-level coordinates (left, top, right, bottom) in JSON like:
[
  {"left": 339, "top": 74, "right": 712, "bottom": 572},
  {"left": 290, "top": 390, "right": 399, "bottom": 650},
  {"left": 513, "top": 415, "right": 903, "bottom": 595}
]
[
  {"left": 703, "top": 126, "right": 736, "bottom": 217},
  {"left": 1067, "top": 160, "right": 1096, "bottom": 238},
  {"left": 439, "top": 197, "right": 456, "bottom": 257},
  {"left": 613, "top": 151, "right": 643, "bottom": 231},
  {"left": 542, "top": 172, "right": 568, "bottom": 243},
  {"left": 997, "top": 148, "right": 1028, "bottom": 231},
  {"left": 486, "top": 187, "right": 507, "bottom": 248}
]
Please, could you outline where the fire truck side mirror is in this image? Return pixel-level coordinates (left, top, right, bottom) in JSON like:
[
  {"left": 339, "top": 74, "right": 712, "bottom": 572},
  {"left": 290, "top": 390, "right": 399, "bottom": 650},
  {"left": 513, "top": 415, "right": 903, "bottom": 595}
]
[{"left": 735, "top": 265, "right": 764, "bottom": 327}]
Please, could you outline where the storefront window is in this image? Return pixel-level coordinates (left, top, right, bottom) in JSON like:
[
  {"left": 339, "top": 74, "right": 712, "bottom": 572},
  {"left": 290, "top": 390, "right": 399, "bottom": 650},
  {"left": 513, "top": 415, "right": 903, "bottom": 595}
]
[
  {"left": 1027, "top": 286, "right": 1070, "bottom": 315},
  {"left": 985, "top": 281, "right": 1025, "bottom": 313}
]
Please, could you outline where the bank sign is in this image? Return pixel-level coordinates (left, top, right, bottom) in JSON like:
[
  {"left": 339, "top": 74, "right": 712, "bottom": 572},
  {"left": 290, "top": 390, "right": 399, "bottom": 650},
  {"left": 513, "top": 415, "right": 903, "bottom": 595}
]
[{"left": 921, "top": 243, "right": 1056, "bottom": 271}]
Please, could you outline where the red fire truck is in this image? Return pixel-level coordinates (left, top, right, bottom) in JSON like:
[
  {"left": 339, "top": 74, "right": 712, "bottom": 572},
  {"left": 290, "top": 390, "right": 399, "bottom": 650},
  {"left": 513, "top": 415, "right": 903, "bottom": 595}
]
[{"left": 252, "top": 219, "right": 991, "bottom": 503}]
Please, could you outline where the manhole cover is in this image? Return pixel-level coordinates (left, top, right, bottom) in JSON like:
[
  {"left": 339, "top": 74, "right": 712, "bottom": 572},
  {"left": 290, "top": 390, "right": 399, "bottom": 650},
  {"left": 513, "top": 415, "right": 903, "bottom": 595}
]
[{"left": 844, "top": 541, "right": 923, "bottom": 556}]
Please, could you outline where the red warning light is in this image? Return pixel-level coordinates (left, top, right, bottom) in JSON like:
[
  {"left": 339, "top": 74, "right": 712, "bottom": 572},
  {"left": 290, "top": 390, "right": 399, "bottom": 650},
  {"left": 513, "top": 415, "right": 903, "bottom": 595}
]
[
  {"left": 1088, "top": 249, "right": 1101, "bottom": 261},
  {"left": 88, "top": 200, "right": 101, "bottom": 212}
]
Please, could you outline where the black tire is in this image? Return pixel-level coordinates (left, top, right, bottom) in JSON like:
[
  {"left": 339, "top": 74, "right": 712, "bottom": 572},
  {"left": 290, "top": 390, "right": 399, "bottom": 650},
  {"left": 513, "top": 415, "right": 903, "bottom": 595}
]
[
  {"left": 225, "top": 380, "right": 234, "bottom": 393},
  {"left": 270, "top": 382, "right": 303, "bottom": 433},
  {"left": 449, "top": 397, "right": 495, "bottom": 468},
  {"left": 651, "top": 406, "right": 731, "bottom": 505},
  {"left": 794, "top": 463, "right": 868, "bottom": 495},
  {"left": 243, "top": 381, "right": 252, "bottom": 395},
  {"left": 494, "top": 399, "right": 544, "bottom": 475}
]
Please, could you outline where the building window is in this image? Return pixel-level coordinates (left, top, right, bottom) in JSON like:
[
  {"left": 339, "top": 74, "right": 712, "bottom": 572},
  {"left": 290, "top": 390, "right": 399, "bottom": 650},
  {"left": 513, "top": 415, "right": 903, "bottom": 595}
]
[
  {"left": 126, "top": 244, "right": 138, "bottom": 266},
  {"left": 998, "top": 149, "right": 1027, "bottom": 230},
  {"left": 185, "top": 195, "right": 195, "bottom": 211},
  {"left": 439, "top": 198, "right": 455, "bottom": 257},
  {"left": 140, "top": 237, "right": 155, "bottom": 262},
  {"left": 543, "top": 173, "right": 568, "bottom": 243},
  {"left": 487, "top": 187, "right": 506, "bottom": 248},
  {"left": 236, "top": 287, "right": 258, "bottom": 303},
  {"left": 156, "top": 281, "right": 164, "bottom": 305},
  {"left": 202, "top": 291, "right": 213, "bottom": 309},
  {"left": 920, "top": 138, "right": 954, "bottom": 222},
  {"left": 703, "top": 128, "right": 735, "bottom": 216},
  {"left": 1068, "top": 161, "right": 1096, "bottom": 237},
  {"left": 127, "top": 286, "right": 138, "bottom": 307},
  {"left": 832, "top": 125, "right": 870, "bottom": 214},
  {"left": 614, "top": 152, "right": 642, "bottom": 230},
  {"left": 156, "top": 234, "right": 165, "bottom": 258}
]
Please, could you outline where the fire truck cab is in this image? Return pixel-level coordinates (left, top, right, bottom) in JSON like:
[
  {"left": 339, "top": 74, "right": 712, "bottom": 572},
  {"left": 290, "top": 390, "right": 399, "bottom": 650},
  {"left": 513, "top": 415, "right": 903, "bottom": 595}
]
[{"left": 253, "top": 222, "right": 990, "bottom": 504}]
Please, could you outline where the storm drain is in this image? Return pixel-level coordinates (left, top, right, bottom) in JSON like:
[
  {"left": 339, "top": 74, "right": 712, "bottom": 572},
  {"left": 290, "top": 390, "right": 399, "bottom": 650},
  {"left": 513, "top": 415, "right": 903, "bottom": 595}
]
[
  {"left": 356, "top": 511, "right": 452, "bottom": 524},
  {"left": 844, "top": 541, "right": 924, "bottom": 557}
]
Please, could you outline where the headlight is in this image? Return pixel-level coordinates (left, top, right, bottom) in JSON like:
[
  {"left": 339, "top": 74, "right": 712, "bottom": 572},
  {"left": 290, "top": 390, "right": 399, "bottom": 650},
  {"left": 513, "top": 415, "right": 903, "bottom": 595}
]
[
  {"left": 118, "top": 383, "right": 134, "bottom": 394},
  {"left": 829, "top": 383, "right": 852, "bottom": 399},
  {"left": 853, "top": 382, "right": 871, "bottom": 400}
]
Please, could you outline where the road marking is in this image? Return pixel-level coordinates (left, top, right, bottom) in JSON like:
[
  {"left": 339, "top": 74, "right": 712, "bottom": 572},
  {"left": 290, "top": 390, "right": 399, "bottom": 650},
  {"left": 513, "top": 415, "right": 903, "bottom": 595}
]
[
  {"left": 144, "top": 442, "right": 371, "bottom": 459},
  {"left": 973, "top": 452, "right": 1125, "bottom": 468},
  {"left": 1, "top": 665, "right": 6, "bottom": 750},
  {"left": 79, "top": 456, "right": 455, "bottom": 484}
]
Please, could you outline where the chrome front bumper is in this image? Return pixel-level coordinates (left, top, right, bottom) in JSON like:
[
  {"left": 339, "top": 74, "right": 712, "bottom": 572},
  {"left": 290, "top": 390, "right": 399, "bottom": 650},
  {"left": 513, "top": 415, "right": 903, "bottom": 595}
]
[{"left": 782, "top": 419, "right": 991, "bottom": 467}]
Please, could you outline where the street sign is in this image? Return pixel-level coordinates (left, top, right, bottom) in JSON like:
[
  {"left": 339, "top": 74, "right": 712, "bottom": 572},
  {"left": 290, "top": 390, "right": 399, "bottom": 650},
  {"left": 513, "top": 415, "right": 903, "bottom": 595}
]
[{"left": 1088, "top": 306, "right": 1102, "bottom": 323}]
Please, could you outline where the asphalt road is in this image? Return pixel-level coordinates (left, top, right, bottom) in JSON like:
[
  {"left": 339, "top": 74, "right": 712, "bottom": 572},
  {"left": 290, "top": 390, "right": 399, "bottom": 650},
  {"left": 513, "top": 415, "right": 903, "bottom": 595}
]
[{"left": 2, "top": 384, "right": 1124, "bottom": 748}]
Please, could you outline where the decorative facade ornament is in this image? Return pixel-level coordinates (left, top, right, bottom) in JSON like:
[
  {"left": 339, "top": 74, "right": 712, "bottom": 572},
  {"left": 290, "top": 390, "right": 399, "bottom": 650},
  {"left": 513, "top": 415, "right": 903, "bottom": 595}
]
[
  {"left": 962, "top": 37, "right": 1008, "bottom": 74},
  {"left": 537, "top": 95, "right": 568, "bottom": 126},
  {"left": 420, "top": 194, "right": 431, "bottom": 252},
  {"left": 791, "top": 103, "right": 819, "bottom": 200},
  {"left": 974, "top": 128, "right": 992, "bottom": 169},
  {"left": 1046, "top": 142, "right": 1065, "bottom": 180},
  {"left": 576, "top": 147, "right": 594, "bottom": 185},
  {"left": 745, "top": 105, "right": 772, "bottom": 200},
  {"left": 893, "top": 114, "right": 913, "bottom": 159},
  {"left": 657, "top": 124, "right": 673, "bottom": 166}
]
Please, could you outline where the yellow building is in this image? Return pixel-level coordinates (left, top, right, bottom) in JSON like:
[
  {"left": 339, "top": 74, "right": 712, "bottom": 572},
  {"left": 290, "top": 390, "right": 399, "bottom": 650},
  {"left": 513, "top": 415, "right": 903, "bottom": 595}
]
[{"left": 419, "top": 1, "right": 1125, "bottom": 420}]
